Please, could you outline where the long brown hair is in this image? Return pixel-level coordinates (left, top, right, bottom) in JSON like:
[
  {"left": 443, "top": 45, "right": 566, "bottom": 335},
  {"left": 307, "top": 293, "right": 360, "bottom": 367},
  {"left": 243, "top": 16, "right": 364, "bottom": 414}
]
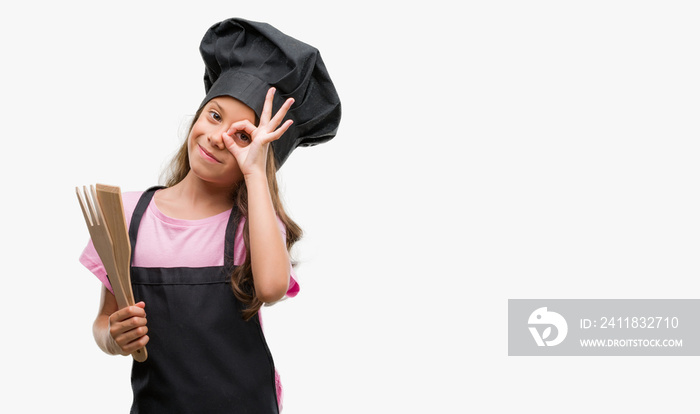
[{"left": 163, "top": 107, "right": 302, "bottom": 320}]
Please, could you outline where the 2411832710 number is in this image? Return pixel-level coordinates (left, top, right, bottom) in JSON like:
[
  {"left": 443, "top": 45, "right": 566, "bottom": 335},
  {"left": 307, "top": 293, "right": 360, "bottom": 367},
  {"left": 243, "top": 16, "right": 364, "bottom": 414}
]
[{"left": 598, "top": 316, "right": 679, "bottom": 329}]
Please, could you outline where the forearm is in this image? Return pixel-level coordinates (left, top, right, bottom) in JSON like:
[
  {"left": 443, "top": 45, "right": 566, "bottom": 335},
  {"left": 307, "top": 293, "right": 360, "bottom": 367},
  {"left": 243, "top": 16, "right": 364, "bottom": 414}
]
[{"left": 244, "top": 172, "right": 291, "bottom": 303}]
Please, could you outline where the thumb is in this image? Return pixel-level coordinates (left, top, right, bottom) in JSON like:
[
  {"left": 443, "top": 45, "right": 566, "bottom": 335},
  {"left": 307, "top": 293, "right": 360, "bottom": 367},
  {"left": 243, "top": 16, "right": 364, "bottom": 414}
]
[{"left": 222, "top": 132, "right": 240, "bottom": 155}]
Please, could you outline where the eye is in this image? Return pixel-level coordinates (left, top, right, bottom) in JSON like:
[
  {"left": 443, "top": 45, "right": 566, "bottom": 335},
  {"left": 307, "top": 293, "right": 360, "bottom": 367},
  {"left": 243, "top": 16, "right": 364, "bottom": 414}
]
[
  {"left": 235, "top": 132, "right": 251, "bottom": 146},
  {"left": 209, "top": 110, "right": 222, "bottom": 122}
]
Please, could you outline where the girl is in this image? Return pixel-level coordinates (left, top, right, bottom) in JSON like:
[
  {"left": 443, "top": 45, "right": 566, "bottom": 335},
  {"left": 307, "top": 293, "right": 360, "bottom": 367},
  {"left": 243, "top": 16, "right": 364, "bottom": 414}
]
[{"left": 79, "top": 18, "right": 341, "bottom": 413}]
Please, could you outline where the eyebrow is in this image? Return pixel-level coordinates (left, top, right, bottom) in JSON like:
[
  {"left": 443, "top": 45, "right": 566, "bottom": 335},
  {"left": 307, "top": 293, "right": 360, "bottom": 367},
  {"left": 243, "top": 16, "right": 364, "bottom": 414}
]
[{"left": 209, "top": 100, "right": 225, "bottom": 115}]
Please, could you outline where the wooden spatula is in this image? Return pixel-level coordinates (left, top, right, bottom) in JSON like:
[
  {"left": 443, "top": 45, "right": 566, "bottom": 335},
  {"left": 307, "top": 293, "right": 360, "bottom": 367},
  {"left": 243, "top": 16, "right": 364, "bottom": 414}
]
[
  {"left": 95, "top": 185, "right": 135, "bottom": 304},
  {"left": 94, "top": 184, "right": 147, "bottom": 362},
  {"left": 76, "top": 185, "right": 129, "bottom": 309},
  {"left": 77, "top": 184, "right": 147, "bottom": 362}
]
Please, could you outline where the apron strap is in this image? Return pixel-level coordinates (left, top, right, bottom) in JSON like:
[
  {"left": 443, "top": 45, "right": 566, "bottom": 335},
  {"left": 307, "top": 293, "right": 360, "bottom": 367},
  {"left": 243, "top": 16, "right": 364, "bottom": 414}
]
[
  {"left": 128, "top": 186, "right": 163, "bottom": 263},
  {"left": 128, "top": 185, "right": 241, "bottom": 270},
  {"left": 223, "top": 201, "right": 241, "bottom": 273}
]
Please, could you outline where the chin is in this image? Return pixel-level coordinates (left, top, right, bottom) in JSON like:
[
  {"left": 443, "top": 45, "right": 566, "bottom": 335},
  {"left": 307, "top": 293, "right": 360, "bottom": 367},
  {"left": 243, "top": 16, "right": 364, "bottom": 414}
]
[{"left": 190, "top": 167, "right": 242, "bottom": 189}]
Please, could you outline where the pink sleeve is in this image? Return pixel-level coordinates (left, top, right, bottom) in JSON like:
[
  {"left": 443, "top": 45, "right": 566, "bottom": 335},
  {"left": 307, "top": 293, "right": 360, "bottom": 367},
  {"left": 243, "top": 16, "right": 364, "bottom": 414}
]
[
  {"left": 79, "top": 239, "right": 114, "bottom": 293},
  {"left": 233, "top": 217, "right": 300, "bottom": 298}
]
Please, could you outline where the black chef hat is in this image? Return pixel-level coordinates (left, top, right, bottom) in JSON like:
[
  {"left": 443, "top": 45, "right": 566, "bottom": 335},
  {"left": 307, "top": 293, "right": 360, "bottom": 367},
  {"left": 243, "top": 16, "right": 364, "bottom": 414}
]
[{"left": 198, "top": 18, "right": 342, "bottom": 168}]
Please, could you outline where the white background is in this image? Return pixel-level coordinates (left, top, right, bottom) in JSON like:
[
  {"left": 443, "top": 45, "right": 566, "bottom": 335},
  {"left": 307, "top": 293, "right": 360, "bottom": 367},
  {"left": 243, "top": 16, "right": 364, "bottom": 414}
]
[{"left": 1, "top": 1, "right": 699, "bottom": 412}]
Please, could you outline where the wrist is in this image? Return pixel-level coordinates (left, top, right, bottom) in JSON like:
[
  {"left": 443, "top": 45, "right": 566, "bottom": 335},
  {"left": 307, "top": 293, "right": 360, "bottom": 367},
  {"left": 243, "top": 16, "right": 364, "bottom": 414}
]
[
  {"left": 104, "top": 318, "right": 122, "bottom": 355},
  {"left": 94, "top": 316, "right": 121, "bottom": 356},
  {"left": 243, "top": 171, "right": 268, "bottom": 186}
]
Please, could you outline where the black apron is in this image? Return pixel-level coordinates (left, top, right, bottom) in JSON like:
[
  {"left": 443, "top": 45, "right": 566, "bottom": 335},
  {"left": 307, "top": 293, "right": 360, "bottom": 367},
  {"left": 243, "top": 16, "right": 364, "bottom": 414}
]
[{"left": 127, "top": 187, "right": 279, "bottom": 413}]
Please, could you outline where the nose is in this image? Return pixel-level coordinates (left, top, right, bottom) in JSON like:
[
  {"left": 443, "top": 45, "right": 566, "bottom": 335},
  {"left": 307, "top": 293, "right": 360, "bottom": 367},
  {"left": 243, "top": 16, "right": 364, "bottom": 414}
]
[{"left": 207, "top": 129, "right": 226, "bottom": 150}]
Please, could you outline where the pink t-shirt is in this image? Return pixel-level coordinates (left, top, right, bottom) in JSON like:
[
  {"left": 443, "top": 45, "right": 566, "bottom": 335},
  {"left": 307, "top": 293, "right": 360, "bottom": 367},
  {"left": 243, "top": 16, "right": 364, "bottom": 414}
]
[{"left": 79, "top": 190, "right": 299, "bottom": 297}]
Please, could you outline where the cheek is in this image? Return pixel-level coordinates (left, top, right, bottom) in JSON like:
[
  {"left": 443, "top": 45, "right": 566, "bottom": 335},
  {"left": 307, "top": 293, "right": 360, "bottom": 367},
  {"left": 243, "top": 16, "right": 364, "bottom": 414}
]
[
  {"left": 187, "top": 120, "right": 205, "bottom": 148},
  {"left": 189, "top": 117, "right": 207, "bottom": 141},
  {"left": 186, "top": 135, "right": 196, "bottom": 162},
  {"left": 185, "top": 131, "right": 204, "bottom": 171}
]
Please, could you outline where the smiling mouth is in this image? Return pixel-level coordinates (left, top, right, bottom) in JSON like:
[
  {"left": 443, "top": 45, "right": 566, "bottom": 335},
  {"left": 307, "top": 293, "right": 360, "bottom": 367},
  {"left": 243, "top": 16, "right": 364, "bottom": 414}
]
[{"left": 198, "top": 144, "right": 221, "bottom": 163}]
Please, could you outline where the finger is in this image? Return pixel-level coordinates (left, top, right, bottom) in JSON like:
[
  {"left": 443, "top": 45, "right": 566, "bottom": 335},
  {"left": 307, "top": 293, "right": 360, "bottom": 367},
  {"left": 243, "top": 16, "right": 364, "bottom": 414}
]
[
  {"left": 260, "top": 97, "right": 293, "bottom": 133},
  {"left": 110, "top": 305, "right": 146, "bottom": 325},
  {"left": 222, "top": 132, "right": 237, "bottom": 154},
  {"left": 122, "top": 335, "right": 150, "bottom": 354},
  {"left": 224, "top": 132, "right": 253, "bottom": 150},
  {"left": 116, "top": 323, "right": 149, "bottom": 345},
  {"left": 111, "top": 316, "right": 147, "bottom": 346},
  {"left": 222, "top": 133, "right": 243, "bottom": 158},
  {"left": 226, "top": 120, "right": 256, "bottom": 139},
  {"left": 225, "top": 120, "right": 257, "bottom": 152},
  {"left": 223, "top": 134, "right": 247, "bottom": 155},
  {"left": 111, "top": 316, "right": 147, "bottom": 338},
  {"left": 256, "top": 119, "right": 293, "bottom": 145},
  {"left": 260, "top": 87, "right": 276, "bottom": 124},
  {"left": 110, "top": 311, "right": 147, "bottom": 332},
  {"left": 267, "top": 97, "right": 295, "bottom": 131}
]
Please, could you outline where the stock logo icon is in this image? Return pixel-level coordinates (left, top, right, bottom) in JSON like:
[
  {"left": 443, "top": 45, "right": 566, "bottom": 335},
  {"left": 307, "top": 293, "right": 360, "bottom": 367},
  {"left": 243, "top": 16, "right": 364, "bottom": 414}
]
[{"left": 528, "top": 307, "right": 568, "bottom": 347}]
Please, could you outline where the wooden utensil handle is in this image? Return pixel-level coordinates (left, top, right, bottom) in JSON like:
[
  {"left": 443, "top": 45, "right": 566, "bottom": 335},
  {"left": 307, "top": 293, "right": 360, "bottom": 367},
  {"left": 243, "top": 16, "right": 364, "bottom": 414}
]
[{"left": 132, "top": 347, "right": 148, "bottom": 362}]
